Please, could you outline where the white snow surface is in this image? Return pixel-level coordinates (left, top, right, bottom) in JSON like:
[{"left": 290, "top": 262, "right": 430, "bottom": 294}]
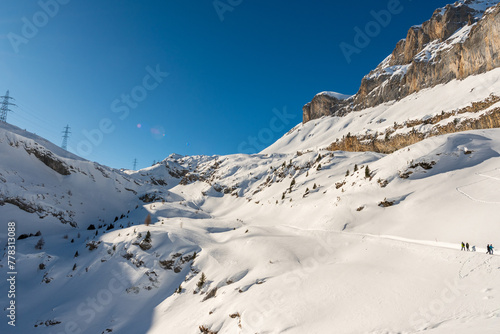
[
  {"left": 264, "top": 67, "right": 500, "bottom": 155},
  {"left": 316, "top": 91, "right": 353, "bottom": 100},
  {"left": 3, "top": 119, "right": 500, "bottom": 333},
  {"left": 2, "top": 62, "right": 500, "bottom": 334}
]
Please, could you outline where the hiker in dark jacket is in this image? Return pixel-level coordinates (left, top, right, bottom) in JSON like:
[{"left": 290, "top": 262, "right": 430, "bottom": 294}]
[
  {"left": 466, "top": 243, "right": 470, "bottom": 251},
  {"left": 461, "top": 242, "right": 466, "bottom": 251}
]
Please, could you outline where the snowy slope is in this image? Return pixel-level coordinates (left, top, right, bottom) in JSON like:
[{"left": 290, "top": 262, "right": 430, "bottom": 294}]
[
  {"left": 1, "top": 117, "right": 500, "bottom": 333},
  {"left": 0, "top": 122, "right": 156, "bottom": 232},
  {"left": 264, "top": 68, "right": 500, "bottom": 155},
  {"left": 2, "top": 2, "right": 500, "bottom": 331}
]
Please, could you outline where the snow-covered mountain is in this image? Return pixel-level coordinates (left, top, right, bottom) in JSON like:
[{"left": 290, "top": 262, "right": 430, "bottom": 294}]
[
  {"left": 2, "top": 98, "right": 500, "bottom": 333},
  {"left": 303, "top": 0, "right": 500, "bottom": 122},
  {"left": 2, "top": 1, "right": 500, "bottom": 334}
]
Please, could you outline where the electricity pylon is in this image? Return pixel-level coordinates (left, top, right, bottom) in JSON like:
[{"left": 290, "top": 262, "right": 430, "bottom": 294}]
[
  {"left": 61, "top": 125, "right": 71, "bottom": 150},
  {"left": 0, "top": 90, "right": 16, "bottom": 123}
]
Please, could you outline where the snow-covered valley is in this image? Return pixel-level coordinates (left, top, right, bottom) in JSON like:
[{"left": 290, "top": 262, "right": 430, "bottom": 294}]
[
  {"left": 3, "top": 0, "right": 500, "bottom": 332},
  {"left": 1, "top": 101, "right": 500, "bottom": 333}
]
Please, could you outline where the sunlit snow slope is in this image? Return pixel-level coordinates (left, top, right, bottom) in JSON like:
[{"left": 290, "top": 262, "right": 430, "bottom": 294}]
[{"left": 2, "top": 58, "right": 500, "bottom": 334}]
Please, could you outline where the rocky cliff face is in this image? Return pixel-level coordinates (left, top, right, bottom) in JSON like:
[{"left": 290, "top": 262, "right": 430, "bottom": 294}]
[
  {"left": 302, "top": 92, "right": 352, "bottom": 123},
  {"left": 303, "top": 0, "right": 500, "bottom": 123}
]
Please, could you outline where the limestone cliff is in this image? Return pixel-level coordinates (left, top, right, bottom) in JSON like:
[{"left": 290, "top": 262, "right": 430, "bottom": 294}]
[
  {"left": 302, "top": 92, "right": 352, "bottom": 123},
  {"left": 303, "top": 0, "right": 500, "bottom": 123}
]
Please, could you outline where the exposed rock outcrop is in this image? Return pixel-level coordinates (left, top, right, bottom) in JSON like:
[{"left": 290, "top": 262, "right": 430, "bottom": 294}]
[
  {"left": 303, "top": 0, "right": 500, "bottom": 123},
  {"left": 24, "top": 144, "right": 71, "bottom": 175},
  {"left": 302, "top": 92, "right": 352, "bottom": 123}
]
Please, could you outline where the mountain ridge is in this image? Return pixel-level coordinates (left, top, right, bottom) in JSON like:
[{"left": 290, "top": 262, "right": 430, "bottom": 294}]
[
  {"left": 303, "top": 0, "right": 500, "bottom": 123},
  {"left": 2, "top": 1, "right": 500, "bottom": 332}
]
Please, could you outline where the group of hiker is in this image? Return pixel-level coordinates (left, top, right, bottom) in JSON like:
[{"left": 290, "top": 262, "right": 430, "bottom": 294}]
[{"left": 461, "top": 242, "right": 494, "bottom": 254}]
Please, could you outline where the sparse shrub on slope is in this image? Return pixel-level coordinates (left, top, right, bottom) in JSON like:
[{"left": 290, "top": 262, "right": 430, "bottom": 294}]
[
  {"left": 86, "top": 241, "right": 101, "bottom": 251},
  {"left": 199, "top": 325, "right": 218, "bottom": 334},
  {"left": 365, "top": 165, "right": 371, "bottom": 179},
  {"left": 327, "top": 96, "right": 500, "bottom": 154},
  {"left": 139, "top": 231, "right": 152, "bottom": 251},
  {"left": 379, "top": 198, "right": 395, "bottom": 207},
  {"left": 196, "top": 272, "right": 207, "bottom": 291},
  {"left": 35, "top": 238, "right": 45, "bottom": 250}
]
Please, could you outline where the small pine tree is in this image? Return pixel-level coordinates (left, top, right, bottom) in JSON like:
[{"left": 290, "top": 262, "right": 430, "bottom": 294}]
[
  {"left": 145, "top": 231, "right": 152, "bottom": 243},
  {"left": 290, "top": 178, "right": 296, "bottom": 187},
  {"left": 354, "top": 164, "right": 358, "bottom": 172},
  {"left": 305, "top": 188, "right": 309, "bottom": 193},
  {"left": 306, "top": 171, "right": 309, "bottom": 177},
  {"left": 72, "top": 263, "right": 77, "bottom": 271},
  {"left": 74, "top": 251, "right": 79, "bottom": 258},
  {"left": 317, "top": 164, "right": 322, "bottom": 171},
  {"left": 365, "top": 165, "right": 371, "bottom": 178},
  {"left": 197, "top": 272, "right": 207, "bottom": 290},
  {"left": 145, "top": 214, "right": 151, "bottom": 226},
  {"left": 35, "top": 238, "right": 45, "bottom": 250},
  {"left": 313, "top": 183, "right": 317, "bottom": 190},
  {"left": 345, "top": 169, "right": 349, "bottom": 177},
  {"left": 316, "top": 154, "right": 322, "bottom": 162},
  {"left": 176, "top": 284, "right": 182, "bottom": 294},
  {"left": 192, "top": 251, "right": 197, "bottom": 260},
  {"left": 281, "top": 192, "right": 285, "bottom": 200}
]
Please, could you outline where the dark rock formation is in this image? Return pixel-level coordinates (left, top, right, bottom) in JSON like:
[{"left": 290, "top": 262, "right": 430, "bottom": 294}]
[
  {"left": 303, "top": 93, "right": 352, "bottom": 123},
  {"left": 24, "top": 145, "right": 71, "bottom": 175}
]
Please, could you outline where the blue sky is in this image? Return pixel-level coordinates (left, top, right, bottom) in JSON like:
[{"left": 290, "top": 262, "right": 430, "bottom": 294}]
[{"left": 0, "top": 0, "right": 450, "bottom": 169}]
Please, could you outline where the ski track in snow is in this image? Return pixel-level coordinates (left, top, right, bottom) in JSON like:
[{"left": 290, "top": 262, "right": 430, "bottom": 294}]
[{"left": 457, "top": 167, "right": 500, "bottom": 204}]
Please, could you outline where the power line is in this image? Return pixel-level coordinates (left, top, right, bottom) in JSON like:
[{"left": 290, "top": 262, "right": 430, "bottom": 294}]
[
  {"left": 133, "top": 158, "right": 138, "bottom": 170},
  {"left": 15, "top": 102, "right": 61, "bottom": 131},
  {"left": 61, "top": 125, "right": 71, "bottom": 150},
  {"left": 9, "top": 110, "right": 60, "bottom": 133},
  {"left": 0, "top": 90, "right": 16, "bottom": 123},
  {"left": 7, "top": 114, "right": 67, "bottom": 145}
]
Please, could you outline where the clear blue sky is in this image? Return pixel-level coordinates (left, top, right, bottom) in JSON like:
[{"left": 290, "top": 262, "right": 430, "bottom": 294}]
[{"left": 0, "top": 0, "right": 450, "bottom": 169}]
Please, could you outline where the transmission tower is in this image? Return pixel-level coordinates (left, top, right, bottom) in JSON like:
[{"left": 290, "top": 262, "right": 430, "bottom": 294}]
[
  {"left": 61, "top": 125, "right": 71, "bottom": 150},
  {"left": 133, "top": 158, "right": 138, "bottom": 170},
  {"left": 0, "top": 90, "right": 16, "bottom": 123}
]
